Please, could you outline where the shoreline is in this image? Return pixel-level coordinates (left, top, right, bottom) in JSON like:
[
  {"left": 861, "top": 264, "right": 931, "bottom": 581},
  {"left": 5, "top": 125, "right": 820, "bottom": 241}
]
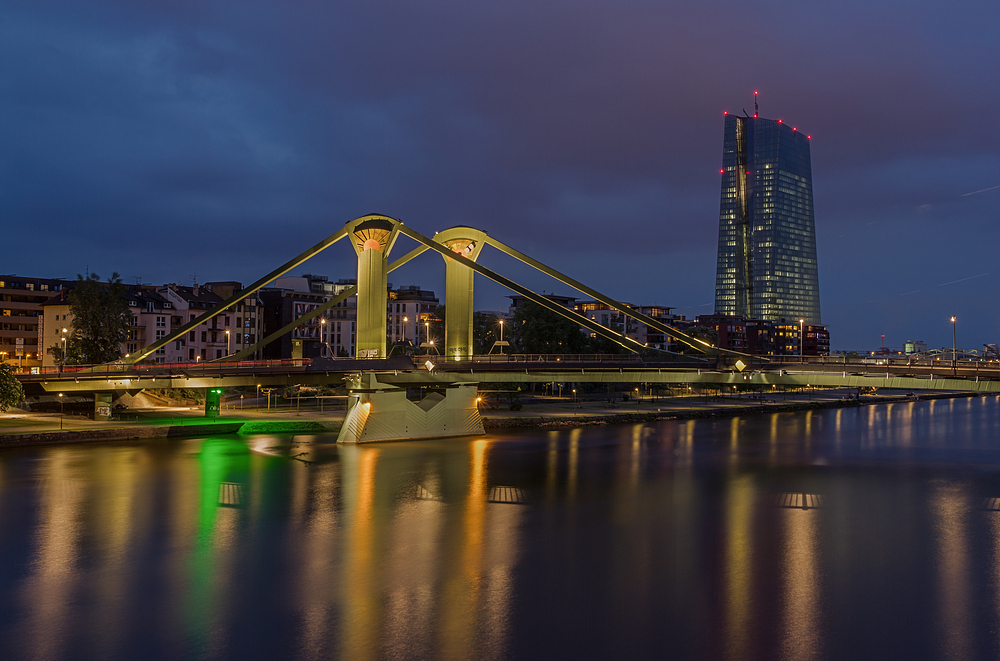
[
  {"left": 0, "top": 391, "right": 983, "bottom": 447},
  {"left": 481, "top": 391, "right": 978, "bottom": 430}
]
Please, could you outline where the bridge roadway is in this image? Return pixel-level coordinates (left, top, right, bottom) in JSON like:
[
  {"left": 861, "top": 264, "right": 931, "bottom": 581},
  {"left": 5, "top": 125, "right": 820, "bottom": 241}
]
[{"left": 16, "top": 354, "right": 1000, "bottom": 395}]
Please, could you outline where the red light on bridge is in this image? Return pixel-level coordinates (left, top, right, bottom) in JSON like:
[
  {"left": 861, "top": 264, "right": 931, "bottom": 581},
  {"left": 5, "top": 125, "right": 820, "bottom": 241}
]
[
  {"left": 777, "top": 119, "right": 783, "bottom": 123},
  {"left": 793, "top": 127, "right": 797, "bottom": 131},
  {"left": 807, "top": 135, "right": 811, "bottom": 139},
  {"left": 720, "top": 169, "right": 724, "bottom": 173},
  {"left": 753, "top": 114, "right": 757, "bottom": 118},
  {"left": 724, "top": 110, "right": 728, "bottom": 115}
]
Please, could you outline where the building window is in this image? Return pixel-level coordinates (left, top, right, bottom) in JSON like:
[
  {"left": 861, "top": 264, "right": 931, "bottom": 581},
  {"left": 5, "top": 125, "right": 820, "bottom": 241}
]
[{"left": 156, "top": 316, "right": 165, "bottom": 327}]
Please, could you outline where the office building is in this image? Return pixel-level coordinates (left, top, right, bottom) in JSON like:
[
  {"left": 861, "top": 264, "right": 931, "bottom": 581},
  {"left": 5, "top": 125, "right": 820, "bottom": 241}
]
[{"left": 714, "top": 112, "right": 821, "bottom": 324}]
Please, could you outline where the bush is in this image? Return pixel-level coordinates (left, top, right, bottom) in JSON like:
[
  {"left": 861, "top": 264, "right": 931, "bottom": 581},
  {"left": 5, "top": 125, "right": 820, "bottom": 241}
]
[{"left": 509, "top": 401, "right": 523, "bottom": 411}]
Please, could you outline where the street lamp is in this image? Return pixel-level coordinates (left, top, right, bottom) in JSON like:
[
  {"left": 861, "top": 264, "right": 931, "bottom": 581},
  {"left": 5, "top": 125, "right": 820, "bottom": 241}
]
[
  {"left": 951, "top": 316, "right": 957, "bottom": 365},
  {"left": 403, "top": 316, "right": 408, "bottom": 345},
  {"left": 61, "top": 327, "right": 68, "bottom": 368},
  {"left": 499, "top": 319, "right": 505, "bottom": 354},
  {"left": 799, "top": 319, "right": 805, "bottom": 362},
  {"left": 225, "top": 329, "right": 231, "bottom": 356},
  {"left": 319, "top": 318, "right": 334, "bottom": 357},
  {"left": 58, "top": 393, "right": 64, "bottom": 430}
]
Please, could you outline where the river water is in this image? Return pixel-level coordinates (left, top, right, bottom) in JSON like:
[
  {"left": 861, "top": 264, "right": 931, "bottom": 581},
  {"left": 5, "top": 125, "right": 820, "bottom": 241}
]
[{"left": 3, "top": 396, "right": 1000, "bottom": 660}]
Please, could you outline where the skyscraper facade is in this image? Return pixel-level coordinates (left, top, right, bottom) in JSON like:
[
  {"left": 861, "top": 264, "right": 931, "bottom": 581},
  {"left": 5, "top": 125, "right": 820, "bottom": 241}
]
[{"left": 714, "top": 114, "right": 821, "bottom": 324}]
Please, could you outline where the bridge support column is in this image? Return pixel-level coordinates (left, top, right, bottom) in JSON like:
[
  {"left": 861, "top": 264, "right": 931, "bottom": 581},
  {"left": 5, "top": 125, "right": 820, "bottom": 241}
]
[
  {"left": 441, "top": 233, "right": 485, "bottom": 361},
  {"left": 337, "top": 373, "right": 484, "bottom": 443},
  {"left": 205, "top": 388, "right": 221, "bottom": 418},
  {"left": 353, "top": 219, "right": 399, "bottom": 359},
  {"left": 94, "top": 393, "right": 112, "bottom": 421}
]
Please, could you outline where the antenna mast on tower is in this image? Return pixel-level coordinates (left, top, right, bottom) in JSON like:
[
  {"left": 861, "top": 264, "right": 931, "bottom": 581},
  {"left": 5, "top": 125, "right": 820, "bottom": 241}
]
[{"left": 754, "top": 90, "right": 759, "bottom": 118}]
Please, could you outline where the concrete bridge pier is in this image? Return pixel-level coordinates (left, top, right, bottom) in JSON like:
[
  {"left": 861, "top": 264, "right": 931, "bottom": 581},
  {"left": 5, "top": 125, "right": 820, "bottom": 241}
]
[
  {"left": 94, "top": 393, "right": 112, "bottom": 420},
  {"left": 441, "top": 230, "right": 486, "bottom": 361},
  {"left": 337, "top": 373, "right": 484, "bottom": 443}
]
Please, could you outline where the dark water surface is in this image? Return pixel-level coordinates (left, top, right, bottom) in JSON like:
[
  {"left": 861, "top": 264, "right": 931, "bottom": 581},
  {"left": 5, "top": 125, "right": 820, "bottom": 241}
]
[{"left": 4, "top": 396, "right": 1000, "bottom": 660}]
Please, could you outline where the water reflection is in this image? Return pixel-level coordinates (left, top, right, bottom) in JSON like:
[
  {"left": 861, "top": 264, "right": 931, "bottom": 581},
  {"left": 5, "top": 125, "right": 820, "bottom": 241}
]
[
  {"left": 779, "top": 507, "right": 822, "bottom": 661},
  {"left": 932, "top": 483, "right": 971, "bottom": 660},
  {"left": 2, "top": 397, "right": 1000, "bottom": 660}
]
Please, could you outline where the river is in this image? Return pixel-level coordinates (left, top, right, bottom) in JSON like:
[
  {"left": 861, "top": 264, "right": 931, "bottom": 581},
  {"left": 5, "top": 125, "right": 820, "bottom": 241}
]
[{"left": 2, "top": 396, "right": 1000, "bottom": 660}]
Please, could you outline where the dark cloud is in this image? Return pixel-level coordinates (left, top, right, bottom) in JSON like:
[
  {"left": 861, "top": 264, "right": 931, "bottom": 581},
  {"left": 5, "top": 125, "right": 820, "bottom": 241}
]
[{"left": 2, "top": 0, "right": 999, "bottom": 350}]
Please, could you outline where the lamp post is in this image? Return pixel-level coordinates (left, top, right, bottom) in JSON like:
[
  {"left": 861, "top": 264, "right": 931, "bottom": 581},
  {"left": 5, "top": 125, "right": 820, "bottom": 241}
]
[
  {"left": 499, "top": 319, "right": 505, "bottom": 354},
  {"left": 799, "top": 319, "right": 805, "bottom": 363},
  {"left": 61, "top": 327, "right": 68, "bottom": 369},
  {"left": 225, "top": 329, "right": 231, "bottom": 356},
  {"left": 319, "top": 318, "right": 334, "bottom": 357},
  {"left": 403, "top": 316, "right": 408, "bottom": 346},
  {"left": 951, "top": 316, "right": 957, "bottom": 369},
  {"left": 58, "top": 393, "right": 64, "bottom": 430}
]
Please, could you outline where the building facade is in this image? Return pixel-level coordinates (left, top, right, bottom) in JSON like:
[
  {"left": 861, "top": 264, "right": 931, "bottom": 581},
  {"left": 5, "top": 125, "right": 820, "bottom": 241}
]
[
  {"left": 2, "top": 276, "right": 73, "bottom": 371},
  {"left": 388, "top": 285, "right": 439, "bottom": 349},
  {"left": 41, "top": 281, "right": 263, "bottom": 367},
  {"left": 715, "top": 113, "right": 821, "bottom": 324}
]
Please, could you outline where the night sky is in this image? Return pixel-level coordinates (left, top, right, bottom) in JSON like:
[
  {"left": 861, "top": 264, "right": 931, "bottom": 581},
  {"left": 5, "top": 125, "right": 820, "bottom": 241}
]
[{"left": 4, "top": 0, "right": 998, "bottom": 351}]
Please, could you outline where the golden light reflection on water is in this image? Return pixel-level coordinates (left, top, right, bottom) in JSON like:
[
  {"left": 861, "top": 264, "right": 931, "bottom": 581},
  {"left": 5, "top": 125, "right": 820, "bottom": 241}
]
[
  {"left": 296, "top": 459, "right": 341, "bottom": 659},
  {"left": 338, "top": 445, "right": 380, "bottom": 661},
  {"left": 834, "top": 408, "right": 842, "bottom": 450},
  {"left": 724, "top": 475, "right": 753, "bottom": 661},
  {"left": 546, "top": 430, "right": 559, "bottom": 502},
  {"left": 440, "top": 439, "right": 489, "bottom": 659},
  {"left": 932, "top": 483, "right": 971, "bottom": 660},
  {"left": 89, "top": 448, "right": 147, "bottom": 659},
  {"left": 770, "top": 413, "right": 779, "bottom": 459},
  {"left": 779, "top": 507, "right": 822, "bottom": 661},
  {"left": 567, "top": 428, "right": 581, "bottom": 500},
  {"left": 23, "top": 449, "right": 86, "bottom": 661}
]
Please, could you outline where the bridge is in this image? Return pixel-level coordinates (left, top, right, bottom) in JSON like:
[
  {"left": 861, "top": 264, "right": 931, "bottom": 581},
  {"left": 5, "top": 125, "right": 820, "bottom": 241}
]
[{"left": 18, "top": 214, "right": 1000, "bottom": 442}]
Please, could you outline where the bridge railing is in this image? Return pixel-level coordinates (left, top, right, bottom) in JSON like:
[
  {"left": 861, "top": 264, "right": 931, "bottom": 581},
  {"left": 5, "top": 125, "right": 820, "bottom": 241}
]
[
  {"left": 763, "top": 354, "right": 1000, "bottom": 377},
  {"left": 16, "top": 358, "right": 314, "bottom": 380},
  {"left": 450, "top": 353, "right": 645, "bottom": 365}
]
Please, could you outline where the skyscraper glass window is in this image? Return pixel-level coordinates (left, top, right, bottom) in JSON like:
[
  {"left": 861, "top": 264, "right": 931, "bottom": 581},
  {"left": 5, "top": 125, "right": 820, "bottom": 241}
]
[{"left": 714, "top": 114, "right": 821, "bottom": 324}]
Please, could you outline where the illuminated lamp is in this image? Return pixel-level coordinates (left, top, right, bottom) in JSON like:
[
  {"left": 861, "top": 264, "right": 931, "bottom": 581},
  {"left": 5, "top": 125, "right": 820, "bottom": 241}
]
[
  {"left": 362, "top": 238, "right": 381, "bottom": 252},
  {"left": 724, "top": 111, "right": 728, "bottom": 115},
  {"left": 807, "top": 135, "right": 811, "bottom": 139},
  {"left": 753, "top": 114, "right": 757, "bottom": 118},
  {"left": 793, "top": 127, "right": 797, "bottom": 131},
  {"left": 777, "top": 119, "right": 782, "bottom": 123},
  {"left": 720, "top": 169, "right": 724, "bottom": 173}
]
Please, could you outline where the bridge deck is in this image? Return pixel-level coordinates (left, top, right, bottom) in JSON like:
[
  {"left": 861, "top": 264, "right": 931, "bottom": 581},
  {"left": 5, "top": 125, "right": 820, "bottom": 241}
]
[{"left": 15, "top": 355, "right": 1000, "bottom": 394}]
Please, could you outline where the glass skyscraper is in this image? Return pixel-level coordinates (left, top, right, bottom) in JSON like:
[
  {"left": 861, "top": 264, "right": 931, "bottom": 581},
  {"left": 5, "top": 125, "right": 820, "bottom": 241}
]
[{"left": 714, "top": 114, "right": 821, "bottom": 324}]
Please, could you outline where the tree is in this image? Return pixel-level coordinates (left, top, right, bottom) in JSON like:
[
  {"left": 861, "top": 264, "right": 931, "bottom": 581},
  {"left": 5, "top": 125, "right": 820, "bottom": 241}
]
[
  {"left": 473, "top": 311, "right": 501, "bottom": 354},
  {"left": 688, "top": 325, "right": 719, "bottom": 347},
  {"left": 511, "top": 300, "right": 590, "bottom": 354},
  {"left": 0, "top": 363, "right": 24, "bottom": 412},
  {"left": 67, "top": 273, "right": 132, "bottom": 364}
]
